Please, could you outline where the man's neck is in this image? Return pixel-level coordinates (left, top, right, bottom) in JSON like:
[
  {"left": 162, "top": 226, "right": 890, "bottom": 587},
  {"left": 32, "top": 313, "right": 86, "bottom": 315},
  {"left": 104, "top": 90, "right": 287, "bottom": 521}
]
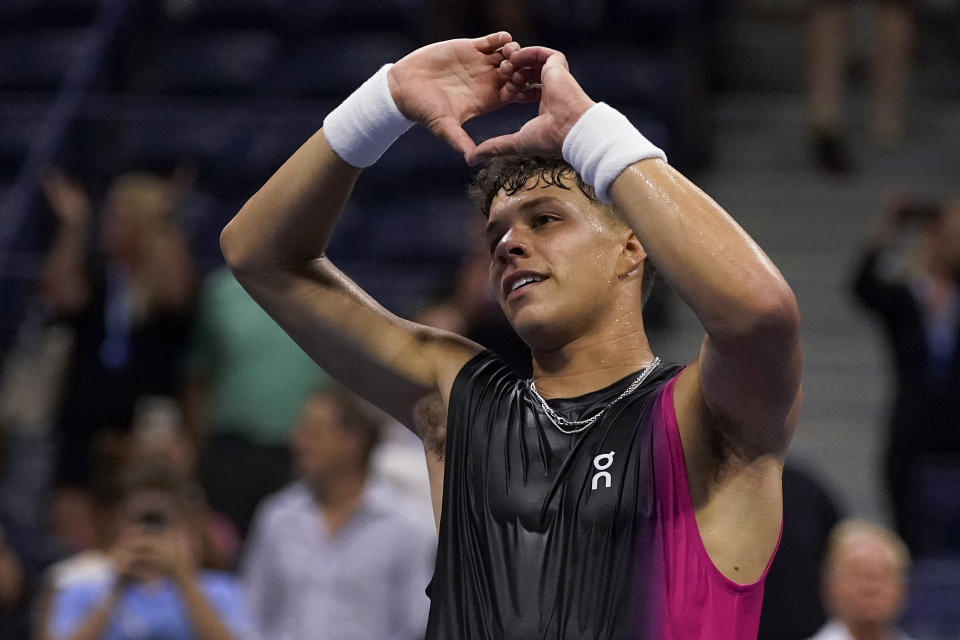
[
  {"left": 843, "top": 619, "right": 897, "bottom": 640},
  {"left": 530, "top": 325, "right": 655, "bottom": 399},
  {"left": 308, "top": 472, "right": 368, "bottom": 536}
]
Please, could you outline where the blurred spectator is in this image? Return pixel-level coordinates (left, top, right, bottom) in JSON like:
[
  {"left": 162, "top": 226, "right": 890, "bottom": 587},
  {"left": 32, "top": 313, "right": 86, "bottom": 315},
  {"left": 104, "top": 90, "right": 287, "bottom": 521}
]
[
  {"left": 43, "top": 462, "right": 252, "bottom": 640},
  {"left": 39, "top": 169, "right": 196, "bottom": 552},
  {"left": 808, "top": 0, "right": 915, "bottom": 173},
  {"left": 124, "top": 398, "right": 239, "bottom": 569},
  {"left": 182, "top": 266, "right": 330, "bottom": 538},
  {"left": 851, "top": 195, "right": 960, "bottom": 556},
  {"left": 34, "top": 406, "right": 237, "bottom": 640},
  {"left": 805, "top": 519, "right": 913, "bottom": 640},
  {"left": 760, "top": 461, "right": 844, "bottom": 640},
  {"left": 242, "top": 386, "right": 435, "bottom": 640},
  {"left": 0, "top": 435, "right": 68, "bottom": 640}
]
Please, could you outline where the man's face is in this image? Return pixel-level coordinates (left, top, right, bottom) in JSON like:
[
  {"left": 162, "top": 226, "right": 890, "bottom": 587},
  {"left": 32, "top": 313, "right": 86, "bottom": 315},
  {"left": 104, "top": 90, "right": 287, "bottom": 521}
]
[
  {"left": 117, "top": 490, "right": 189, "bottom": 579},
  {"left": 826, "top": 535, "right": 905, "bottom": 626},
  {"left": 291, "top": 396, "right": 363, "bottom": 482},
  {"left": 485, "top": 180, "right": 637, "bottom": 349}
]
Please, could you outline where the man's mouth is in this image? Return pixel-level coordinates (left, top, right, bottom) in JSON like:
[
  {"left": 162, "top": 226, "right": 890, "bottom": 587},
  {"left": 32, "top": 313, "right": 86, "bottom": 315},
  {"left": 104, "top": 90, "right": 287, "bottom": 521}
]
[{"left": 504, "top": 272, "right": 548, "bottom": 298}]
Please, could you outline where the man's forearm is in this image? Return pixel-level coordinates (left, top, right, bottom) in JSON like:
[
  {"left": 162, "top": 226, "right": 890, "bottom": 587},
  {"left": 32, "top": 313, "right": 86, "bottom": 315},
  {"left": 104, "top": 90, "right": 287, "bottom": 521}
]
[
  {"left": 610, "top": 160, "right": 798, "bottom": 338},
  {"left": 42, "top": 220, "right": 90, "bottom": 313},
  {"left": 221, "top": 131, "right": 360, "bottom": 273}
]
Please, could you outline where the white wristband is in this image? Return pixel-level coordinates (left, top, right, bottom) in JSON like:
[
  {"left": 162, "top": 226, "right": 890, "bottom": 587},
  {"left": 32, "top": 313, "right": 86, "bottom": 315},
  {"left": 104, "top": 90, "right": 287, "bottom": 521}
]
[
  {"left": 322, "top": 64, "right": 414, "bottom": 168},
  {"left": 561, "top": 102, "right": 667, "bottom": 203}
]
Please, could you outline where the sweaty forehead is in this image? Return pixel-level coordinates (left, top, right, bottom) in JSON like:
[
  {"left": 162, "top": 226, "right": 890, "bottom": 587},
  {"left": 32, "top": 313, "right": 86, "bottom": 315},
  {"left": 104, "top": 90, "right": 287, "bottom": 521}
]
[{"left": 488, "top": 179, "right": 599, "bottom": 220}]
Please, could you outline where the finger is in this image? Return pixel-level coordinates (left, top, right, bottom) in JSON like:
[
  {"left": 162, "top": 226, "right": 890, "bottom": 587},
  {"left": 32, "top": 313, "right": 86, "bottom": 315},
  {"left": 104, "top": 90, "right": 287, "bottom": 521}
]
[
  {"left": 510, "top": 67, "right": 541, "bottom": 87},
  {"left": 508, "top": 46, "right": 565, "bottom": 70},
  {"left": 489, "top": 41, "right": 520, "bottom": 66},
  {"left": 512, "top": 86, "right": 542, "bottom": 104},
  {"left": 430, "top": 116, "right": 477, "bottom": 161},
  {"left": 473, "top": 31, "right": 512, "bottom": 54},
  {"left": 500, "top": 79, "right": 540, "bottom": 103},
  {"left": 469, "top": 133, "right": 523, "bottom": 165}
]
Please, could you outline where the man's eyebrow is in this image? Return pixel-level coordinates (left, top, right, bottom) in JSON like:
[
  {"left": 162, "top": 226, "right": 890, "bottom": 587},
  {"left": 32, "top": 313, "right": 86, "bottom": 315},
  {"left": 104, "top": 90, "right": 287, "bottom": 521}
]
[
  {"left": 518, "top": 196, "right": 564, "bottom": 211},
  {"left": 485, "top": 196, "right": 566, "bottom": 236}
]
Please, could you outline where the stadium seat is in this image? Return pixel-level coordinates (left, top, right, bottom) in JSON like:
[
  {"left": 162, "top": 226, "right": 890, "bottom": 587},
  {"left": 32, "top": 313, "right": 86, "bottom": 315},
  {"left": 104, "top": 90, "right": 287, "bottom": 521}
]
[
  {"left": 901, "top": 557, "right": 960, "bottom": 640},
  {"left": 141, "top": 30, "right": 279, "bottom": 96},
  {"left": 265, "top": 32, "right": 413, "bottom": 98},
  {"left": 0, "top": 29, "right": 89, "bottom": 92},
  {"left": 0, "top": 102, "right": 46, "bottom": 180},
  {"left": 276, "top": 0, "right": 423, "bottom": 36}
]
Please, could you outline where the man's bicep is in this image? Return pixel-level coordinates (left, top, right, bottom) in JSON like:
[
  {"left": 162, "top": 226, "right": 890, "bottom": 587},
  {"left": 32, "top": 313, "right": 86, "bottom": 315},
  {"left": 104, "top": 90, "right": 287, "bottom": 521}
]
[
  {"left": 693, "top": 327, "right": 802, "bottom": 457},
  {"left": 232, "top": 259, "right": 481, "bottom": 431}
]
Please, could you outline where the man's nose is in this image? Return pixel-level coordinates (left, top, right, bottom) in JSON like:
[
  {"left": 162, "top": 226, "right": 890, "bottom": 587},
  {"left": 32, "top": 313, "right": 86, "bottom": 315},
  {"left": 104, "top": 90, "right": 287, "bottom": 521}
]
[{"left": 495, "top": 230, "right": 529, "bottom": 263}]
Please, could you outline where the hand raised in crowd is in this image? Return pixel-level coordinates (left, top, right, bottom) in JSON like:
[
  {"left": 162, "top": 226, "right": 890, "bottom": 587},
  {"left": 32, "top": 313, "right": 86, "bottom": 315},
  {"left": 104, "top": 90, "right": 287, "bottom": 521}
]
[
  {"left": 388, "top": 32, "right": 529, "bottom": 160},
  {"left": 470, "top": 46, "right": 596, "bottom": 164},
  {"left": 41, "top": 168, "right": 91, "bottom": 227},
  {"left": 151, "top": 526, "right": 196, "bottom": 584},
  {"left": 112, "top": 522, "right": 195, "bottom": 585}
]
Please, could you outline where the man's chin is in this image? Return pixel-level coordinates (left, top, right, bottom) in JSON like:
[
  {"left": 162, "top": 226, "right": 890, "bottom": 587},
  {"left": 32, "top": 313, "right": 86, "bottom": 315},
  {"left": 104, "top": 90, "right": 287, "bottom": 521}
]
[{"left": 510, "top": 315, "right": 568, "bottom": 352}]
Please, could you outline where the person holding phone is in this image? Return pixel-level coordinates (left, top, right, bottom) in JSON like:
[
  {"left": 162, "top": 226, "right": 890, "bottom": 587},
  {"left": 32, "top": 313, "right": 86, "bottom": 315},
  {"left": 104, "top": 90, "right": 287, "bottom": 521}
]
[{"left": 45, "top": 463, "right": 253, "bottom": 640}]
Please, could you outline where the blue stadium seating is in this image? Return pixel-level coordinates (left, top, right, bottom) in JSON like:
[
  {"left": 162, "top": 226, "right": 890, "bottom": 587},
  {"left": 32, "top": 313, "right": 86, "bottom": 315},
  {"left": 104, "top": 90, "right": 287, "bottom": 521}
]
[
  {"left": 0, "top": 29, "right": 89, "bottom": 92},
  {"left": 144, "top": 30, "right": 280, "bottom": 96},
  {"left": 901, "top": 557, "right": 960, "bottom": 640}
]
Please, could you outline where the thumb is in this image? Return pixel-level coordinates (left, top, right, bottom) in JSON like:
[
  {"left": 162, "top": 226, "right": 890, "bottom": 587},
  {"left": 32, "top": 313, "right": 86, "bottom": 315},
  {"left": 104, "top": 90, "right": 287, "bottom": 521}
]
[
  {"left": 469, "top": 133, "right": 524, "bottom": 165},
  {"left": 429, "top": 115, "right": 476, "bottom": 162}
]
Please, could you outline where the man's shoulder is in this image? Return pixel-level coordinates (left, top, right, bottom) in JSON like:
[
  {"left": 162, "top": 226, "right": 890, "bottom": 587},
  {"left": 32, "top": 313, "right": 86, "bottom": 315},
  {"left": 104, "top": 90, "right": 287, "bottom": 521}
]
[
  {"left": 254, "top": 482, "right": 315, "bottom": 526},
  {"left": 448, "top": 349, "right": 521, "bottom": 408}
]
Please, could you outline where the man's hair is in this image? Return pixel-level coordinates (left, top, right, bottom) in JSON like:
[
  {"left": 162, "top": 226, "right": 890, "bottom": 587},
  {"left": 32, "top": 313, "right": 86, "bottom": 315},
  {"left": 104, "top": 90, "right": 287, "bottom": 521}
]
[
  {"left": 824, "top": 518, "right": 911, "bottom": 577},
  {"left": 469, "top": 156, "right": 657, "bottom": 303},
  {"left": 117, "top": 460, "right": 199, "bottom": 511}
]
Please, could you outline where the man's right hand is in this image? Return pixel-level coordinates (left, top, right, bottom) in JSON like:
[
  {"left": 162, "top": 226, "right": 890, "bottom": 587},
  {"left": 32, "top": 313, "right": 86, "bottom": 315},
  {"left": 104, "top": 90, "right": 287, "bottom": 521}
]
[
  {"left": 469, "top": 46, "right": 596, "bottom": 164},
  {"left": 388, "top": 32, "right": 528, "bottom": 161}
]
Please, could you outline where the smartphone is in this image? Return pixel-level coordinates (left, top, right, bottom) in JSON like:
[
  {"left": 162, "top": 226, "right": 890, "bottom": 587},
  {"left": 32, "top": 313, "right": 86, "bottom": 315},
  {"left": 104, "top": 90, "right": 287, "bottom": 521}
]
[{"left": 137, "top": 509, "right": 169, "bottom": 534}]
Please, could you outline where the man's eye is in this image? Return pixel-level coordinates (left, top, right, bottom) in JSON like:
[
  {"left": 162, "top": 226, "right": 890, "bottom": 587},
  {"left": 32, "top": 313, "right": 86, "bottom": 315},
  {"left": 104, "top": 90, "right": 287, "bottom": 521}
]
[{"left": 534, "top": 214, "right": 557, "bottom": 226}]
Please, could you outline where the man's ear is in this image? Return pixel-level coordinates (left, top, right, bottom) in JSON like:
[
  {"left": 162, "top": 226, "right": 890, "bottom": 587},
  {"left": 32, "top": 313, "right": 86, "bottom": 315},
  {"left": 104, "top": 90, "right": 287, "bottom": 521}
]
[{"left": 617, "top": 231, "right": 647, "bottom": 279}]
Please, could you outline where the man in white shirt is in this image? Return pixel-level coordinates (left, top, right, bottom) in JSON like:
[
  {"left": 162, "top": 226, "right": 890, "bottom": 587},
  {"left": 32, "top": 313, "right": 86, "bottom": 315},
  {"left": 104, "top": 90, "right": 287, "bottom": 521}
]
[{"left": 242, "top": 387, "right": 435, "bottom": 640}]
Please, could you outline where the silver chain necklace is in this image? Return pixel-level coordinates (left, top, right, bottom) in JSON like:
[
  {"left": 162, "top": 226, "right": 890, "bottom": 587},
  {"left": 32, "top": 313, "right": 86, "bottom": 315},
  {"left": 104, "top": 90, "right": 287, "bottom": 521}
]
[{"left": 528, "top": 357, "right": 662, "bottom": 435}]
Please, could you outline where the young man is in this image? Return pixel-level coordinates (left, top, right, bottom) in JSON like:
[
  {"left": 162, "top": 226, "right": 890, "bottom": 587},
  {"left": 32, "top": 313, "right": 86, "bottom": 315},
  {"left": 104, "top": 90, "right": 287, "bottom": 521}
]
[{"left": 221, "top": 32, "right": 802, "bottom": 639}]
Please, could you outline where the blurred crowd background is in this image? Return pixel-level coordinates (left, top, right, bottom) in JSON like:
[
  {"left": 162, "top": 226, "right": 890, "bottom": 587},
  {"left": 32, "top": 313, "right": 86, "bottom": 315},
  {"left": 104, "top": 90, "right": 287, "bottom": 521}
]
[{"left": 1, "top": 0, "right": 959, "bottom": 639}]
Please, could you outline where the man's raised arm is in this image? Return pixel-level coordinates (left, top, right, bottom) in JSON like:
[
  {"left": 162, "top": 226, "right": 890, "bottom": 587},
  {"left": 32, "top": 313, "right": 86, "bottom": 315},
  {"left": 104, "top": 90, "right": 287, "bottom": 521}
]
[{"left": 220, "top": 33, "right": 525, "bottom": 430}]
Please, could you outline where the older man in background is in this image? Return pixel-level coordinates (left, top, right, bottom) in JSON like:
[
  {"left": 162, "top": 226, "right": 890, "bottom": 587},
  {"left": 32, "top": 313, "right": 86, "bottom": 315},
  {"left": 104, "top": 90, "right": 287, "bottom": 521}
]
[{"left": 807, "top": 519, "right": 914, "bottom": 640}]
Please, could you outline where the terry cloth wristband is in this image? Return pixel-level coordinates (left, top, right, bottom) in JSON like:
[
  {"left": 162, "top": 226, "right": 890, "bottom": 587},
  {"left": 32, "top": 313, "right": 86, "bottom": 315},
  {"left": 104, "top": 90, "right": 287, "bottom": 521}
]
[
  {"left": 322, "top": 64, "right": 414, "bottom": 168},
  {"left": 561, "top": 102, "right": 667, "bottom": 203}
]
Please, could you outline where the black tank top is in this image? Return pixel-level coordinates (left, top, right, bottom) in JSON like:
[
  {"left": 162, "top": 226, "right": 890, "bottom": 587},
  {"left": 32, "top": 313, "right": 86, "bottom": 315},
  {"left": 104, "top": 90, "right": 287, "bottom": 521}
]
[{"left": 425, "top": 351, "right": 684, "bottom": 640}]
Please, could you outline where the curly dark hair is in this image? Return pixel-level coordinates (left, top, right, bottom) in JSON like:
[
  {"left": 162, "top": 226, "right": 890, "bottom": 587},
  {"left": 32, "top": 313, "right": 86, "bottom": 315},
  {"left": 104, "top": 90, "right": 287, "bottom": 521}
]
[{"left": 468, "top": 156, "right": 657, "bottom": 303}]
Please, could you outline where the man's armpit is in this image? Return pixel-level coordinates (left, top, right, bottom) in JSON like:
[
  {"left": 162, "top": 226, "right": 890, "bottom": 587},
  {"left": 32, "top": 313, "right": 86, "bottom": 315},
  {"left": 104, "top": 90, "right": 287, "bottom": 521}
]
[{"left": 414, "top": 391, "right": 447, "bottom": 460}]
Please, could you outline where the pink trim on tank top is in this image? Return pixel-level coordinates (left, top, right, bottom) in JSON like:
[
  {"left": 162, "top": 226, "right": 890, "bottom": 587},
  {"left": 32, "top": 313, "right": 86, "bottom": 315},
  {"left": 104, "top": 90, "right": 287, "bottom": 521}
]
[{"left": 650, "top": 373, "right": 782, "bottom": 639}]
